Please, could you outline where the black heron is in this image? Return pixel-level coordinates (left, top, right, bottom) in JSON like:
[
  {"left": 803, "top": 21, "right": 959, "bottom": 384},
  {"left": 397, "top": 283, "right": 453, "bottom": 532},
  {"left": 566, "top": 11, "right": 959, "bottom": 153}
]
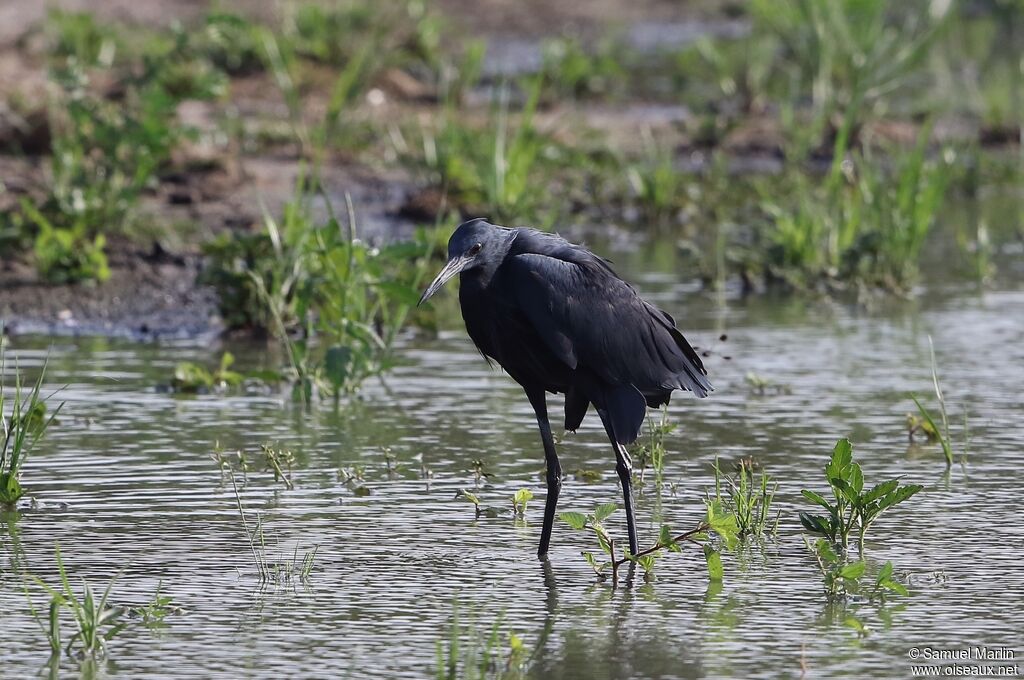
[{"left": 419, "top": 219, "right": 712, "bottom": 559}]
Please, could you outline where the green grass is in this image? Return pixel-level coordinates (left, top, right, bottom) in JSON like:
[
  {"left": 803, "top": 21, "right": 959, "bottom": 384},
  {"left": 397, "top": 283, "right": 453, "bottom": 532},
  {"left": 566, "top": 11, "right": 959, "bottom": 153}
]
[
  {"left": 229, "top": 471, "right": 318, "bottom": 583},
  {"left": 435, "top": 605, "right": 531, "bottom": 680},
  {"left": 406, "top": 76, "right": 577, "bottom": 226},
  {"left": 628, "top": 406, "right": 675, "bottom": 490},
  {"left": 707, "top": 457, "right": 779, "bottom": 539},
  {"left": 1, "top": 358, "right": 61, "bottom": 508},
  {"left": 27, "top": 544, "right": 126, "bottom": 658},
  {"left": 756, "top": 126, "right": 953, "bottom": 293},
  {"left": 910, "top": 336, "right": 958, "bottom": 468},
  {"left": 14, "top": 36, "right": 218, "bottom": 282},
  {"left": 201, "top": 173, "right": 446, "bottom": 399},
  {"left": 752, "top": 0, "right": 952, "bottom": 153}
]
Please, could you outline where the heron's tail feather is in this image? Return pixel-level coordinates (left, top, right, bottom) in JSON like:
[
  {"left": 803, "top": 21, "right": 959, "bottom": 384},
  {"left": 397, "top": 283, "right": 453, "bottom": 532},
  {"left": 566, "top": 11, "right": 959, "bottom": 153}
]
[{"left": 604, "top": 383, "right": 646, "bottom": 445}]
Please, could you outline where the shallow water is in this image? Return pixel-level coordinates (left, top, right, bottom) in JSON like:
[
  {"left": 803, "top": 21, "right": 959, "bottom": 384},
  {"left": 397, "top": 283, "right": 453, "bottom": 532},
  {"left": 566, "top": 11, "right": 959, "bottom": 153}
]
[{"left": 2, "top": 240, "right": 1023, "bottom": 678}]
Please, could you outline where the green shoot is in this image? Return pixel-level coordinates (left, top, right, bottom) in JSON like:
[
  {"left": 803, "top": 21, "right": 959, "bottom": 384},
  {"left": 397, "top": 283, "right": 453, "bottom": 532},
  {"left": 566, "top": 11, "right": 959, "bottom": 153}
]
[
  {"left": 707, "top": 457, "right": 779, "bottom": 538},
  {"left": 512, "top": 489, "right": 534, "bottom": 517},
  {"left": 1, "top": 357, "right": 62, "bottom": 508},
  {"left": 800, "top": 439, "right": 922, "bottom": 556}
]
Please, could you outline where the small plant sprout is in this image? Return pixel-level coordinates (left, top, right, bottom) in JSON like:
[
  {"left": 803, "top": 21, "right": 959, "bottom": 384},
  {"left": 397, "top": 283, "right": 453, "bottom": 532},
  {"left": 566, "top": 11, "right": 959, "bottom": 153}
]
[
  {"left": 799, "top": 439, "right": 923, "bottom": 557},
  {"left": 560, "top": 502, "right": 738, "bottom": 584},
  {"left": 628, "top": 407, "right": 675, "bottom": 489},
  {"left": 382, "top": 447, "right": 399, "bottom": 478},
  {"left": 456, "top": 489, "right": 483, "bottom": 517},
  {"left": 469, "top": 459, "right": 491, "bottom": 486},
  {"left": 127, "top": 581, "right": 183, "bottom": 625},
  {"left": 707, "top": 457, "right": 779, "bottom": 538},
  {"left": 455, "top": 489, "right": 505, "bottom": 518},
  {"left": 27, "top": 544, "right": 126, "bottom": 658},
  {"left": 229, "top": 471, "right": 317, "bottom": 583},
  {"left": 260, "top": 443, "right": 296, "bottom": 490},
  {"left": 512, "top": 488, "right": 534, "bottom": 517},
  {"left": 1, "top": 358, "right": 62, "bottom": 508},
  {"left": 910, "top": 336, "right": 956, "bottom": 468},
  {"left": 745, "top": 372, "right": 789, "bottom": 396},
  {"left": 435, "top": 604, "right": 531, "bottom": 680}
]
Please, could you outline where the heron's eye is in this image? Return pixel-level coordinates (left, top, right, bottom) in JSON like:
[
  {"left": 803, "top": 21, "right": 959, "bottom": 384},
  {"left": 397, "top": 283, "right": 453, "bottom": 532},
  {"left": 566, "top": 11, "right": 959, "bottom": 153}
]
[{"left": 468, "top": 243, "right": 482, "bottom": 256}]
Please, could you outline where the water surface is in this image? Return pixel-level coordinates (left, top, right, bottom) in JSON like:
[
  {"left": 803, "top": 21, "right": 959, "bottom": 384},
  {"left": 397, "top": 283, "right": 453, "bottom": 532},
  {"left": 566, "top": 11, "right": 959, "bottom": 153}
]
[{"left": 1, "top": 248, "right": 1023, "bottom": 679}]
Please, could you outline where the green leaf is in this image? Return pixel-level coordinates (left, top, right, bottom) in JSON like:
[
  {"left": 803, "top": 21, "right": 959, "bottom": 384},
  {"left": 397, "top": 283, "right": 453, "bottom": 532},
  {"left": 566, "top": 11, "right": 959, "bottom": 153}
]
[
  {"left": 881, "top": 579, "right": 909, "bottom": 597},
  {"left": 636, "top": 555, "right": 657, "bottom": 575},
  {"left": 582, "top": 551, "right": 606, "bottom": 575},
  {"left": 829, "top": 476, "right": 860, "bottom": 505},
  {"left": 839, "top": 561, "right": 866, "bottom": 580},
  {"left": 593, "top": 502, "right": 617, "bottom": 521},
  {"left": 861, "top": 479, "right": 899, "bottom": 507},
  {"left": 877, "top": 484, "right": 923, "bottom": 512},
  {"left": 513, "top": 488, "right": 534, "bottom": 505},
  {"left": 911, "top": 394, "right": 954, "bottom": 465},
  {"left": 844, "top": 616, "right": 866, "bottom": 633},
  {"left": 877, "top": 561, "right": 893, "bottom": 584},
  {"left": 827, "top": 438, "right": 853, "bottom": 477},
  {"left": 704, "top": 544, "right": 724, "bottom": 581},
  {"left": 801, "top": 489, "right": 834, "bottom": 511},
  {"left": 658, "top": 525, "right": 677, "bottom": 550},
  {"left": 799, "top": 511, "right": 833, "bottom": 536},
  {"left": 845, "top": 462, "right": 864, "bottom": 496},
  {"left": 560, "top": 511, "right": 587, "bottom": 530},
  {"left": 375, "top": 281, "right": 422, "bottom": 307},
  {"left": 816, "top": 539, "right": 840, "bottom": 565},
  {"left": 323, "top": 346, "right": 353, "bottom": 388}
]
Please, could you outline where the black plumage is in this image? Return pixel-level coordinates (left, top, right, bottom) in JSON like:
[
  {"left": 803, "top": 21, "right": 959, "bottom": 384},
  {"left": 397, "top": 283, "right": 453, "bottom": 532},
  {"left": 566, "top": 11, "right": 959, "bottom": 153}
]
[{"left": 419, "top": 218, "right": 711, "bottom": 558}]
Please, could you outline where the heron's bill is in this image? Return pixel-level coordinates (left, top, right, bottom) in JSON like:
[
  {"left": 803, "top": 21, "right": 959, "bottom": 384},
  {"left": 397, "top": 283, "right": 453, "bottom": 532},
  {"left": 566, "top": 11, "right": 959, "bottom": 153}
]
[{"left": 418, "top": 255, "right": 469, "bottom": 305}]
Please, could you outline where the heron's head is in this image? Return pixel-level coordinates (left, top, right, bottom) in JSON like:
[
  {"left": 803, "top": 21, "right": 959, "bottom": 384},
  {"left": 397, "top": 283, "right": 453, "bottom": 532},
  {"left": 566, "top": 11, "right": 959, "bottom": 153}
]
[{"left": 418, "top": 219, "right": 515, "bottom": 305}]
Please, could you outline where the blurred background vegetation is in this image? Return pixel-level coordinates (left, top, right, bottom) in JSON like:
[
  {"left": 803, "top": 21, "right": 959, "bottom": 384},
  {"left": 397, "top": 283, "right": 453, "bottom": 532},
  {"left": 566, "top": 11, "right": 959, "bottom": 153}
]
[{"left": 0, "top": 0, "right": 1020, "bottom": 395}]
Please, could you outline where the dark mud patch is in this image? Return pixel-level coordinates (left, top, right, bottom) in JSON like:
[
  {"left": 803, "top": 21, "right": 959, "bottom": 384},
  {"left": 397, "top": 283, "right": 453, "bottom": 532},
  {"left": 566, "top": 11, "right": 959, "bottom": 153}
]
[{"left": 0, "top": 242, "right": 219, "bottom": 340}]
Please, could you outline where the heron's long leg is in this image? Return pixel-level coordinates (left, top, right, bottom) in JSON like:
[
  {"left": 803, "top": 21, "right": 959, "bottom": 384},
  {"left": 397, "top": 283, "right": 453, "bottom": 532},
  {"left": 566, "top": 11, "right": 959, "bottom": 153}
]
[
  {"left": 597, "top": 409, "right": 639, "bottom": 556},
  {"left": 526, "top": 387, "right": 561, "bottom": 559}
]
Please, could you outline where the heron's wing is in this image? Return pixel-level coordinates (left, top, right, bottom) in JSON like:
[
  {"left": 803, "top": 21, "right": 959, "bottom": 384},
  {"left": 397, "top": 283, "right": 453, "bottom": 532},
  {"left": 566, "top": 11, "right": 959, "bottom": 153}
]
[{"left": 505, "top": 251, "right": 712, "bottom": 400}]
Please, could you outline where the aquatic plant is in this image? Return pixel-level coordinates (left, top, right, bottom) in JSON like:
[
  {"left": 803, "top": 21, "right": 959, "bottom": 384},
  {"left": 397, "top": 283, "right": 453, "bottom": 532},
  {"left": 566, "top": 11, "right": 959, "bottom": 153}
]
[
  {"left": 511, "top": 488, "right": 534, "bottom": 517},
  {"left": 1, "top": 359, "right": 61, "bottom": 508},
  {"left": 560, "top": 501, "right": 738, "bottom": 584},
  {"left": 745, "top": 372, "right": 789, "bottom": 396},
  {"left": 126, "top": 581, "right": 183, "bottom": 626},
  {"left": 27, "top": 544, "right": 126, "bottom": 658},
  {"left": 758, "top": 129, "right": 953, "bottom": 293},
  {"left": 436, "top": 605, "right": 530, "bottom": 680},
  {"left": 804, "top": 537, "right": 908, "bottom": 602},
  {"left": 628, "top": 406, "right": 675, "bottom": 490},
  {"left": 625, "top": 131, "right": 686, "bottom": 227},
  {"left": 799, "top": 438, "right": 923, "bottom": 557},
  {"left": 910, "top": 337, "right": 955, "bottom": 468},
  {"left": 202, "top": 176, "right": 444, "bottom": 399},
  {"left": 229, "top": 472, "right": 318, "bottom": 583},
  {"left": 171, "top": 353, "right": 244, "bottom": 393},
  {"left": 260, "top": 443, "right": 296, "bottom": 490},
  {"left": 707, "top": 457, "right": 779, "bottom": 539}
]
